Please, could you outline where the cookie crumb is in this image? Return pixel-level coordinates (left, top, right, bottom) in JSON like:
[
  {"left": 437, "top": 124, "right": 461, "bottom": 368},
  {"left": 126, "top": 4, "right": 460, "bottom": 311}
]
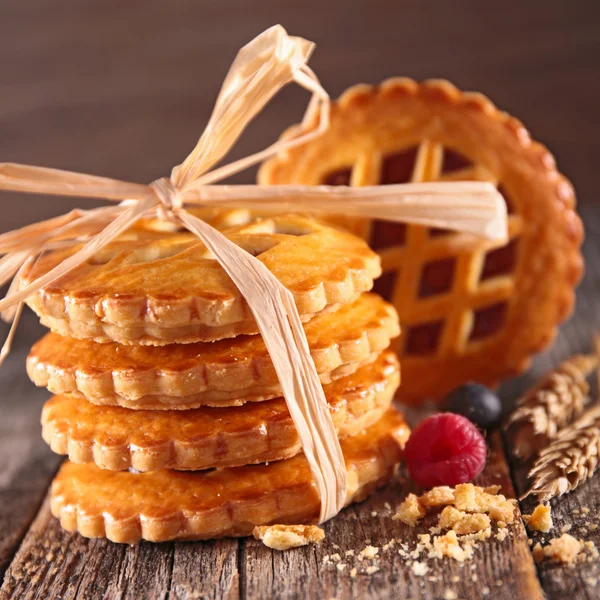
[
  {"left": 443, "top": 589, "right": 458, "bottom": 600},
  {"left": 439, "top": 506, "right": 491, "bottom": 535},
  {"left": 524, "top": 505, "right": 552, "bottom": 532},
  {"left": 253, "top": 524, "right": 324, "bottom": 551},
  {"left": 365, "top": 566, "right": 379, "bottom": 575},
  {"left": 358, "top": 545, "right": 379, "bottom": 561},
  {"left": 336, "top": 563, "right": 346, "bottom": 572},
  {"left": 420, "top": 486, "right": 455, "bottom": 507},
  {"left": 535, "top": 534, "right": 582, "bottom": 565},
  {"left": 350, "top": 567, "right": 357, "bottom": 578},
  {"left": 454, "top": 483, "right": 515, "bottom": 523},
  {"left": 433, "top": 530, "right": 472, "bottom": 562},
  {"left": 410, "top": 560, "right": 428, "bottom": 576},
  {"left": 393, "top": 493, "right": 426, "bottom": 527}
]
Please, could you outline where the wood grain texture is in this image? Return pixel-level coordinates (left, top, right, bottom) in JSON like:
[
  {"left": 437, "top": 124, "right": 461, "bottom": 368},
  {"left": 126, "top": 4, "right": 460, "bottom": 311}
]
[
  {"left": 0, "top": 314, "right": 61, "bottom": 580},
  {"left": 1, "top": 0, "right": 600, "bottom": 598},
  {"left": 0, "top": 434, "right": 542, "bottom": 600}
]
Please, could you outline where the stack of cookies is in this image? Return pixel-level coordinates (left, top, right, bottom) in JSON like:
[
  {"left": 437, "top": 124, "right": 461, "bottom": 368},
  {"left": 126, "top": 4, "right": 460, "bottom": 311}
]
[{"left": 24, "top": 214, "right": 409, "bottom": 543}]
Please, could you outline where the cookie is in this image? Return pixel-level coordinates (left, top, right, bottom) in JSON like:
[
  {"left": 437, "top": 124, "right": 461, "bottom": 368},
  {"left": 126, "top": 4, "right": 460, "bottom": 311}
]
[
  {"left": 50, "top": 407, "right": 409, "bottom": 543},
  {"left": 22, "top": 215, "right": 381, "bottom": 345},
  {"left": 41, "top": 351, "right": 399, "bottom": 471},
  {"left": 28, "top": 293, "right": 398, "bottom": 408},
  {"left": 259, "top": 78, "right": 583, "bottom": 403}
]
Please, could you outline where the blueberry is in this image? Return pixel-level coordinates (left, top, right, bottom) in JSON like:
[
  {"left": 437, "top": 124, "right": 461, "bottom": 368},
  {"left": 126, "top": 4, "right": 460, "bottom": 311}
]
[{"left": 444, "top": 383, "right": 501, "bottom": 429}]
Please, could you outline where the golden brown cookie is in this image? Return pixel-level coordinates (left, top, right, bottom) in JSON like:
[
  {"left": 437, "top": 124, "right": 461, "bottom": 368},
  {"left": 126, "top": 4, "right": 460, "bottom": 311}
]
[
  {"left": 28, "top": 293, "right": 398, "bottom": 408},
  {"left": 41, "top": 351, "right": 399, "bottom": 471},
  {"left": 50, "top": 407, "right": 409, "bottom": 543},
  {"left": 22, "top": 215, "right": 381, "bottom": 345},
  {"left": 259, "top": 78, "right": 583, "bottom": 403}
]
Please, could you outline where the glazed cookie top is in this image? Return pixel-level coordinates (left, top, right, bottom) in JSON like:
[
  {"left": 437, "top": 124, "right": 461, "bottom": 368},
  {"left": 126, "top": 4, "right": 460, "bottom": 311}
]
[
  {"left": 259, "top": 78, "right": 583, "bottom": 403},
  {"left": 22, "top": 214, "right": 381, "bottom": 345},
  {"left": 27, "top": 293, "right": 399, "bottom": 408}
]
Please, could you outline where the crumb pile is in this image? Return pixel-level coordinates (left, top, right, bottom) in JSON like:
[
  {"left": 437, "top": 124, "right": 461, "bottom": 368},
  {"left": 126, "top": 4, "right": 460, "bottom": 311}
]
[
  {"left": 391, "top": 484, "right": 517, "bottom": 562},
  {"left": 320, "top": 484, "right": 518, "bottom": 578},
  {"left": 523, "top": 503, "right": 599, "bottom": 568},
  {"left": 532, "top": 533, "right": 598, "bottom": 566}
]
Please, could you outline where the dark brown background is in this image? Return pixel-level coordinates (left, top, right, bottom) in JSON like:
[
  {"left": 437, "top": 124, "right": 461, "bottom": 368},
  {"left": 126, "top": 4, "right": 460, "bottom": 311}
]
[{"left": 1, "top": 1, "right": 600, "bottom": 598}]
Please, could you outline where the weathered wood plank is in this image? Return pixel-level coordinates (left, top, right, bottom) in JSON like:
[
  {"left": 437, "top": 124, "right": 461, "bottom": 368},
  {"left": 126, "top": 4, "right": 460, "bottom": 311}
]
[
  {"left": 501, "top": 179, "right": 600, "bottom": 600},
  {"left": 0, "top": 431, "right": 543, "bottom": 600},
  {"left": 242, "top": 432, "right": 542, "bottom": 600},
  {"left": 0, "top": 315, "right": 62, "bottom": 579},
  {"left": 169, "top": 540, "right": 240, "bottom": 600}
]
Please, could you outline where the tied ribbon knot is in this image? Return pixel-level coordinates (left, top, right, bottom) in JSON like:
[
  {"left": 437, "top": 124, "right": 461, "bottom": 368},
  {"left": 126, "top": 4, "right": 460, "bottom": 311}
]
[
  {"left": 150, "top": 178, "right": 185, "bottom": 221},
  {"left": 0, "top": 25, "right": 507, "bottom": 524}
]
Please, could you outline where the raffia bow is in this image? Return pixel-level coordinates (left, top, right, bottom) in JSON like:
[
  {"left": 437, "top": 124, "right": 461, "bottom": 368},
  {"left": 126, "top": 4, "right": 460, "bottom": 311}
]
[{"left": 0, "top": 25, "right": 507, "bottom": 524}]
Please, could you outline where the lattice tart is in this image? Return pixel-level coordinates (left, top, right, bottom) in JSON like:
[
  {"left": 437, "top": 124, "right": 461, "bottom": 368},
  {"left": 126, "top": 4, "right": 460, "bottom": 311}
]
[
  {"left": 41, "top": 351, "right": 399, "bottom": 471},
  {"left": 50, "top": 407, "right": 409, "bottom": 544},
  {"left": 259, "top": 78, "right": 583, "bottom": 403},
  {"left": 21, "top": 215, "right": 380, "bottom": 345},
  {"left": 28, "top": 293, "right": 398, "bottom": 408}
]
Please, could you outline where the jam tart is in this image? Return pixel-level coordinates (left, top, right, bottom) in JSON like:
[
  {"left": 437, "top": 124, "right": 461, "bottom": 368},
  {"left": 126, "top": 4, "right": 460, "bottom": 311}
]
[{"left": 259, "top": 78, "right": 583, "bottom": 403}]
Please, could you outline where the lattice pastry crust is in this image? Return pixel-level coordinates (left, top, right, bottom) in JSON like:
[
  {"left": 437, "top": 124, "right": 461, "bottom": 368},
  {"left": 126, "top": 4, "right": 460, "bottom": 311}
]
[
  {"left": 41, "top": 351, "right": 399, "bottom": 472},
  {"left": 28, "top": 293, "right": 398, "bottom": 408},
  {"left": 50, "top": 407, "right": 409, "bottom": 543},
  {"left": 259, "top": 78, "right": 583, "bottom": 403},
  {"left": 22, "top": 215, "right": 381, "bottom": 345}
]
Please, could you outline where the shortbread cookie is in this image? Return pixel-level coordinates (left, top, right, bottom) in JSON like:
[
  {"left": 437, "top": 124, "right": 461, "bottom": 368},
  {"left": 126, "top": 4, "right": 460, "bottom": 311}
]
[
  {"left": 50, "top": 407, "right": 409, "bottom": 543},
  {"left": 28, "top": 293, "right": 398, "bottom": 408},
  {"left": 22, "top": 215, "right": 381, "bottom": 345},
  {"left": 41, "top": 352, "right": 399, "bottom": 471},
  {"left": 259, "top": 79, "right": 583, "bottom": 403}
]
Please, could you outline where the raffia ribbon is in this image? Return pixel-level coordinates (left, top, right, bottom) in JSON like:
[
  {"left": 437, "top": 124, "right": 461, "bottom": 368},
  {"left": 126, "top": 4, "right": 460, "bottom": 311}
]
[{"left": 0, "top": 25, "right": 507, "bottom": 524}]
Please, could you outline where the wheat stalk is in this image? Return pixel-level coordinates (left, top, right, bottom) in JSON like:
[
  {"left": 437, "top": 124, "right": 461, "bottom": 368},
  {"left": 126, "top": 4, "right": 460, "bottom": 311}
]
[
  {"left": 504, "top": 354, "right": 597, "bottom": 460},
  {"left": 522, "top": 404, "right": 600, "bottom": 502}
]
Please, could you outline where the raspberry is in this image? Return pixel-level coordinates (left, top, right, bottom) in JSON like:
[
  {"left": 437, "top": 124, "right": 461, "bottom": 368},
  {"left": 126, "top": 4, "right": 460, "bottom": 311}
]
[{"left": 405, "top": 413, "right": 486, "bottom": 488}]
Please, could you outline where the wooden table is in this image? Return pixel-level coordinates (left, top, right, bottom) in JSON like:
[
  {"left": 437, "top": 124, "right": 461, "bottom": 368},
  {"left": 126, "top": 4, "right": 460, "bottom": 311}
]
[{"left": 1, "top": 1, "right": 600, "bottom": 598}]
